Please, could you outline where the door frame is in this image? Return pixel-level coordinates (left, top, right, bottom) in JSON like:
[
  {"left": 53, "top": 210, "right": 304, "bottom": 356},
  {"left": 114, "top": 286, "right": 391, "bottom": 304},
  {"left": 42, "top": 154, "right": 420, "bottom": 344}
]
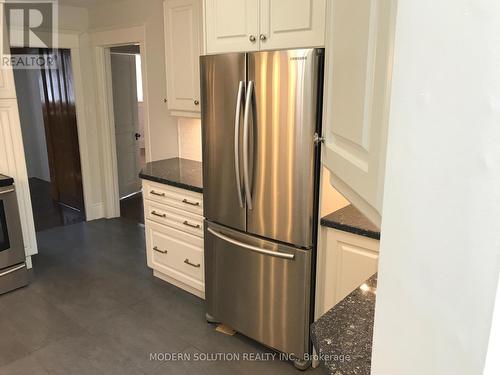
[
  {"left": 91, "top": 26, "right": 151, "bottom": 218},
  {"left": 9, "top": 30, "right": 93, "bottom": 222}
]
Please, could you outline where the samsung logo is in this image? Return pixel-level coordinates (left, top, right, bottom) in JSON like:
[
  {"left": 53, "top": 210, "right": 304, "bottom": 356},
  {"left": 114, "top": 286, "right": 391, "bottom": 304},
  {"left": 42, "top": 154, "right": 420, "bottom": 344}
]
[{"left": 290, "top": 56, "right": 307, "bottom": 61}]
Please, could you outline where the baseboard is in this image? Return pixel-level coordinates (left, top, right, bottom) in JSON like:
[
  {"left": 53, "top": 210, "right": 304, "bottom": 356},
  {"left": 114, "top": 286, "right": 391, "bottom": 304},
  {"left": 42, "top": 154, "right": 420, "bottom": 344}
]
[{"left": 86, "top": 202, "right": 105, "bottom": 221}]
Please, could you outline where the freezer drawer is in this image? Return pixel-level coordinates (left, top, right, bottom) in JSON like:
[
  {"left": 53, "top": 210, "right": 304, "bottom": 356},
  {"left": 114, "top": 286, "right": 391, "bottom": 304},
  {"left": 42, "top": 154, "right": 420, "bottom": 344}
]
[{"left": 204, "top": 221, "right": 312, "bottom": 360}]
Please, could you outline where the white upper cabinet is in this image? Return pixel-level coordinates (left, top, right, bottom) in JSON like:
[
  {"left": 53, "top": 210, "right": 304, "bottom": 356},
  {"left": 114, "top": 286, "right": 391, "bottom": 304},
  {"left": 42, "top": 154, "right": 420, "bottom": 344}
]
[
  {"left": 322, "top": 0, "right": 397, "bottom": 227},
  {"left": 204, "top": 0, "right": 326, "bottom": 54},
  {"left": 259, "top": 0, "right": 326, "bottom": 50},
  {"left": 205, "top": 0, "right": 259, "bottom": 53},
  {"left": 164, "top": 0, "right": 202, "bottom": 116}
]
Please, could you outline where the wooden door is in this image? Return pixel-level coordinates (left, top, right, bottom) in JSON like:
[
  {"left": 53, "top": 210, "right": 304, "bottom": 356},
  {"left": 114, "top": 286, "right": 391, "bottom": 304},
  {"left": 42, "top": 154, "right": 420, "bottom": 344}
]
[
  {"left": 259, "top": 0, "right": 327, "bottom": 50},
  {"left": 38, "top": 49, "right": 85, "bottom": 213},
  {"left": 110, "top": 52, "right": 142, "bottom": 198},
  {"left": 164, "top": 0, "right": 202, "bottom": 114},
  {"left": 205, "top": 0, "right": 259, "bottom": 53},
  {"left": 322, "top": 0, "right": 397, "bottom": 226}
]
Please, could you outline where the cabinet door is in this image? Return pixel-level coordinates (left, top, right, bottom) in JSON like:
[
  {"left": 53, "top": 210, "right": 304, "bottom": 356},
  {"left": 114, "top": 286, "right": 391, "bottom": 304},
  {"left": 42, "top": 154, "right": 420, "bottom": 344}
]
[
  {"left": 315, "top": 228, "right": 379, "bottom": 316},
  {"left": 164, "top": 0, "right": 202, "bottom": 114},
  {"left": 259, "top": 0, "right": 326, "bottom": 50},
  {"left": 204, "top": 0, "right": 259, "bottom": 53},
  {"left": 322, "top": 0, "right": 397, "bottom": 227}
]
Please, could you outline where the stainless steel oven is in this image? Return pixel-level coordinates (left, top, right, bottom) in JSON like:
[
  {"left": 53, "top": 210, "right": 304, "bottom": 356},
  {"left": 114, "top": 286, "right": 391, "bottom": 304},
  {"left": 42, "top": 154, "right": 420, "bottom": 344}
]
[{"left": 0, "top": 181, "right": 29, "bottom": 295}]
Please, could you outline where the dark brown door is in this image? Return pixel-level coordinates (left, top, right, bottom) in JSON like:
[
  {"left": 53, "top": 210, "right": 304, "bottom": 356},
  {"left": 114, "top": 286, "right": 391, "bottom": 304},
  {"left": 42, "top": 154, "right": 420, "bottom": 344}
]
[{"left": 37, "top": 49, "right": 85, "bottom": 212}]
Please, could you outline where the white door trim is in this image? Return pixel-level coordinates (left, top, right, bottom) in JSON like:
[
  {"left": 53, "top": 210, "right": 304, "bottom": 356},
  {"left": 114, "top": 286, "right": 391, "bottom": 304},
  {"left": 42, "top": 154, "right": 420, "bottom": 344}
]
[
  {"left": 9, "top": 31, "right": 95, "bottom": 221},
  {"left": 90, "top": 26, "right": 151, "bottom": 218}
]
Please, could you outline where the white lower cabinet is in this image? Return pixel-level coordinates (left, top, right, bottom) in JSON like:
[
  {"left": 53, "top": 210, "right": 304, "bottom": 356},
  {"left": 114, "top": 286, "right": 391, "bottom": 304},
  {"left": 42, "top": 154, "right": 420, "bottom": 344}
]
[
  {"left": 143, "top": 180, "right": 205, "bottom": 298},
  {"left": 315, "top": 227, "right": 380, "bottom": 317}
]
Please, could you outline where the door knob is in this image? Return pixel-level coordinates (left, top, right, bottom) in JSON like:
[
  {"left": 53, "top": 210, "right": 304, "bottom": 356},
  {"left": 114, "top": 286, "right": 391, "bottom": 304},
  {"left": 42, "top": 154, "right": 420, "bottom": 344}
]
[
  {"left": 259, "top": 34, "right": 267, "bottom": 41},
  {"left": 194, "top": 99, "right": 199, "bottom": 106},
  {"left": 135, "top": 133, "right": 141, "bottom": 140},
  {"left": 249, "top": 35, "right": 256, "bottom": 43}
]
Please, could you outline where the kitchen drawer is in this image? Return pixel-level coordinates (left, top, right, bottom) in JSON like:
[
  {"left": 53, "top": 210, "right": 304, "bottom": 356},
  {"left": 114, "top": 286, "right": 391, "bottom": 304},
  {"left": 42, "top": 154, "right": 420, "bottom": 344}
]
[
  {"left": 144, "top": 200, "right": 204, "bottom": 238},
  {"left": 143, "top": 180, "right": 203, "bottom": 216},
  {"left": 145, "top": 220, "right": 204, "bottom": 292}
]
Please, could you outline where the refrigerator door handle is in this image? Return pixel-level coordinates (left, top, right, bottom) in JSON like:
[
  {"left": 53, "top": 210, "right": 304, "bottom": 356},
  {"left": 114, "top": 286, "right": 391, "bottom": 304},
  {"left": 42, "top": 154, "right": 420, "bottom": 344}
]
[
  {"left": 207, "top": 227, "right": 295, "bottom": 260},
  {"left": 243, "top": 80, "right": 254, "bottom": 210},
  {"left": 234, "top": 81, "right": 245, "bottom": 208}
]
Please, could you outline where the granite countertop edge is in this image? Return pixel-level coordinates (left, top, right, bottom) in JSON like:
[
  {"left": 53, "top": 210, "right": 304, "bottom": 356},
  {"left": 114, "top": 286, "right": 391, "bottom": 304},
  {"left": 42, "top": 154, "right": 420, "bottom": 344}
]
[
  {"left": 320, "top": 204, "right": 381, "bottom": 240},
  {"left": 139, "top": 157, "right": 203, "bottom": 194},
  {"left": 139, "top": 171, "right": 203, "bottom": 194}
]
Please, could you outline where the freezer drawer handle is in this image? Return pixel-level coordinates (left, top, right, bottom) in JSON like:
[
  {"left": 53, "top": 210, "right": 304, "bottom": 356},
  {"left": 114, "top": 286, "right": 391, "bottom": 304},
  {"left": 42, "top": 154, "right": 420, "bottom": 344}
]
[
  {"left": 153, "top": 246, "right": 168, "bottom": 254},
  {"left": 183, "top": 220, "right": 201, "bottom": 229},
  {"left": 182, "top": 199, "right": 200, "bottom": 207},
  {"left": 150, "top": 190, "right": 165, "bottom": 197},
  {"left": 0, "top": 263, "right": 26, "bottom": 278},
  {"left": 207, "top": 227, "right": 295, "bottom": 260},
  {"left": 0, "top": 188, "right": 15, "bottom": 195},
  {"left": 184, "top": 259, "right": 201, "bottom": 268},
  {"left": 151, "top": 211, "right": 166, "bottom": 218}
]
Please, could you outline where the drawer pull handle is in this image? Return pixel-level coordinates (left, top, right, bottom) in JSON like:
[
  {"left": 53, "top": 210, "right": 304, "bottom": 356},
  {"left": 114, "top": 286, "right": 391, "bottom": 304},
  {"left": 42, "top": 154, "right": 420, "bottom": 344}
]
[
  {"left": 153, "top": 246, "right": 168, "bottom": 254},
  {"left": 151, "top": 211, "right": 166, "bottom": 218},
  {"left": 150, "top": 190, "right": 166, "bottom": 197},
  {"left": 184, "top": 259, "right": 201, "bottom": 268},
  {"left": 183, "top": 221, "right": 201, "bottom": 229},
  {"left": 182, "top": 199, "right": 200, "bottom": 207}
]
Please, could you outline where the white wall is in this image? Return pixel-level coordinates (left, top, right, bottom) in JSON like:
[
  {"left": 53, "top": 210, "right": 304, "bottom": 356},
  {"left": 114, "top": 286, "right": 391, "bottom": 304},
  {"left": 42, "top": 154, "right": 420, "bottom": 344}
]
[
  {"left": 178, "top": 117, "right": 202, "bottom": 162},
  {"left": 13, "top": 69, "right": 50, "bottom": 182},
  {"left": 88, "top": 0, "right": 179, "bottom": 162},
  {"left": 484, "top": 272, "right": 500, "bottom": 374},
  {"left": 372, "top": 1, "right": 500, "bottom": 374}
]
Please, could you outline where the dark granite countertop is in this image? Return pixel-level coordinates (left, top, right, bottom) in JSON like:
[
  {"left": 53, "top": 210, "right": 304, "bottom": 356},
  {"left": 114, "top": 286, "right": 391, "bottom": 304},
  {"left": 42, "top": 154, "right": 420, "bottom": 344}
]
[
  {"left": 321, "top": 205, "right": 380, "bottom": 240},
  {"left": 311, "top": 274, "right": 377, "bottom": 375},
  {"left": 139, "top": 158, "right": 203, "bottom": 193},
  {"left": 0, "top": 174, "right": 14, "bottom": 187}
]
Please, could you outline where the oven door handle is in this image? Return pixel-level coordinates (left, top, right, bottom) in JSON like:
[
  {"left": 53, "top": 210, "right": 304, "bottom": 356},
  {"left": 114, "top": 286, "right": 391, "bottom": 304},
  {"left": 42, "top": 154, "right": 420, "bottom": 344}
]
[
  {"left": 0, "top": 263, "right": 26, "bottom": 278},
  {"left": 0, "top": 188, "right": 14, "bottom": 195}
]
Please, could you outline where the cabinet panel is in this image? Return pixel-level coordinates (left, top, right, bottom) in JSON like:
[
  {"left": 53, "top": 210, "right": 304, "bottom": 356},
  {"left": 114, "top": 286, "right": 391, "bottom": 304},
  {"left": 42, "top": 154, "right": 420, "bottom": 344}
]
[
  {"left": 315, "top": 227, "right": 379, "bottom": 317},
  {"left": 145, "top": 219, "right": 204, "bottom": 295},
  {"left": 259, "top": 0, "right": 326, "bottom": 50},
  {"left": 144, "top": 199, "right": 204, "bottom": 238},
  {"left": 335, "top": 241, "right": 378, "bottom": 302},
  {"left": 143, "top": 180, "right": 203, "bottom": 216},
  {"left": 205, "top": 0, "right": 259, "bottom": 53},
  {"left": 164, "top": 0, "right": 202, "bottom": 114},
  {"left": 322, "top": 0, "right": 397, "bottom": 226}
]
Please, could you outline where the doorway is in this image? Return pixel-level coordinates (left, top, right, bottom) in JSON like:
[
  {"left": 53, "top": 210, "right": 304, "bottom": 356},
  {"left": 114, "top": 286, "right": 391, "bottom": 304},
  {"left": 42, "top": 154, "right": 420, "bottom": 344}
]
[
  {"left": 109, "top": 44, "right": 146, "bottom": 224},
  {"left": 12, "top": 48, "right": 86, "bottom": 232}
]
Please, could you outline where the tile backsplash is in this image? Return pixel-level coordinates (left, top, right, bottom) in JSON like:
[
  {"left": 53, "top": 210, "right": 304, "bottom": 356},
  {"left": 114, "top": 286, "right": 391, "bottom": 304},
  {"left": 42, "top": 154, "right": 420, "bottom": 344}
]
[{"left": 178, "top": 118, "right": 202, "bottom": 162}]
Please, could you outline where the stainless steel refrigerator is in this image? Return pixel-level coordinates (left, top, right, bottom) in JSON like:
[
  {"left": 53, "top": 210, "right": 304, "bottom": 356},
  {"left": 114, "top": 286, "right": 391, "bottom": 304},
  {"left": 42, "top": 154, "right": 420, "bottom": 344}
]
[{"left": 201, "top": 48, "right": 324, "bottom": 369}]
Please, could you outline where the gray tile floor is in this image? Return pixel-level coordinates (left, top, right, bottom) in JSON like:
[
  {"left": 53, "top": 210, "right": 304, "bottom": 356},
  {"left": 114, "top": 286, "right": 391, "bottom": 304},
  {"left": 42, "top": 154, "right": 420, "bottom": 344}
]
[{"left": 0, "top": 219, "right": 321, "bottom": 374}]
